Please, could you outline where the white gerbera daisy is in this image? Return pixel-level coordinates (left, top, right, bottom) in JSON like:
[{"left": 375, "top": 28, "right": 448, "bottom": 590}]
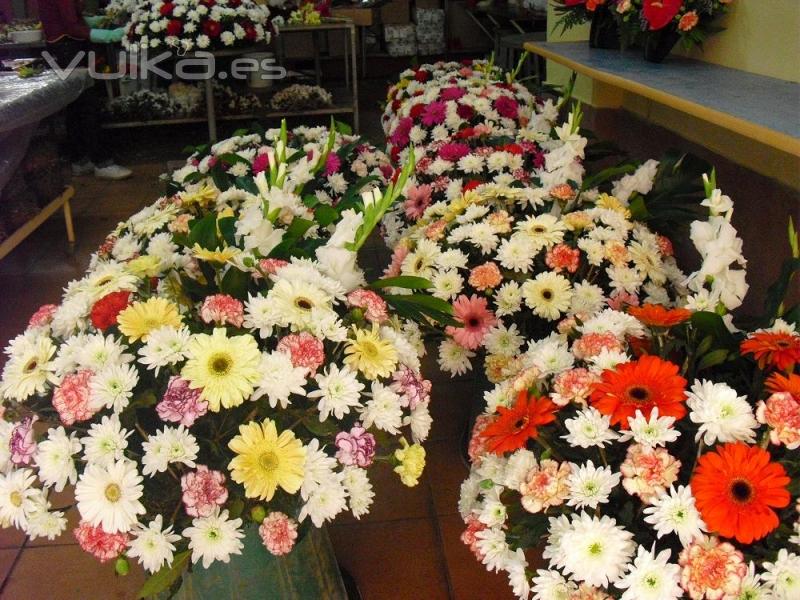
[
  {"left": 75, "top": 459, "right": 145, "bottom": 533},
  {"left": 128, "top": 515, "right": 181, "bottom": 573},
  {"left": 307, "top": 363, "right": 364, "bottom": 421},
  {"left": 437, "top": 339, "right": 474, "bottom": 376},
  {"left": 138, "top": 325, "right": 192, "bottom": 375},
  {"left": 0, "top": 332, "right": 58, "bottom": 402},
  {"left": 517, "top": 214, "right": 566, "bottom": 250},
  {"left": 34, "top": 426, "right": 82, "bottom": 491},
  {"left": 269, "top": 278, "right": 334, "bottom": 332},
  {"left": 522, "top": 272, "right": 573, "bottom": 321},
  {"left": 360, "top": 382, "right": 403, "bottom": 434},
  {"left": 562, "top": 407, "right": 619, "bottom": 448},
  {"left": 0, "top": 468, "right": 40, "bottom": 528},
  {"left": 184, "top": 509, "right": 245, "bottom": 569},
  {"left": 686, "top": 380, "right": 758, "bottom": 444},
  {"left": 251, "top": 350, "right": 308, "bottom": 409},
  {"left": 81, "top": 415, "right": 132, "bottom": 467},
  {"left": 567, "top": 461, "right": 621, "bottom": 509},
  {"left": 643, "top": 485, "right": 706, "bottom": 545},
  {"left": 615, "top": 545, "right": 682, "bottom": 600},
  {"left": 90, "top": 364, "right": 139, "bottom": 413},
  {"left": 555, "top": 511, "right": 635, "bottom": 587},
  {"left": 141, "top": 425, "right": 199, "bottom": 476},
  {"left": 619, "top": 408, "right": 681, "bottom": 448}
]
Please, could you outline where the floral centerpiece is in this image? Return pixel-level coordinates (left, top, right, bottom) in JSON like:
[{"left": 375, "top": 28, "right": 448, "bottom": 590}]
[
  {"left": 123, "top": 0, "right": 271, "bottom": 53},
  {"left": 0, "top": 123, "right": 439, "bottom": 595},
  {"left": 270, "top": 84, "right": 333, "bottom": 112}
]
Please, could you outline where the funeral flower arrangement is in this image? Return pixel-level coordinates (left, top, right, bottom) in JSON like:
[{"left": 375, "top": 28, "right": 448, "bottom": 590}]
[
  {"left": 0, "top": 123, "right": 439, "bottom": 594},
  {"left": 457, "top": 180, "right": 800, "bottom": 599},
  {"left": 270, "top": 84, "right": 333, "bottom": 113},
  {"left": 123, "top": 0, "right": 271, "bottom": 53}
]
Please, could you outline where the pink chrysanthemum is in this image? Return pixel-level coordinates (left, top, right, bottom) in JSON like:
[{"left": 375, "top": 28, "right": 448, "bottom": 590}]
[
  {"left": 572, "top": 332, "right": 623, "bottom": 360},
  {"left": 383, "top": 245, "right": 409, "bottom": 278},
  {"left": 403, "top": 184, "right": 433, "bottom": 220},
  {"left": 468, "top": 262, "right": 503, "bottom": 291},
  {"left": 9, "top": 416, "right": 37, "bottom": 466},
  {"left": 421, "top": 101, "right": 447, "bottom": 126},
  {"left": 678, "top": 537, "right": 747, "bottom": 600},
  {"left": 156, "top": 376, "right": 209, "bottom": 427},
  {"left": 620, "top": 444, "right": 681, "bottom": 503},
  {"left": 519, "top": 459, "right": 572, "bottom": 513},
  {"left": 756, "top": 391, "right": 800, "bottom": 449},
  {"left": 438, "top": 142, "right": 471, "bottom": 162},
  {"left": 551, "top": 368, "right": 599, "bottom": 407},
  {"left": 391, "top": 366, "right": 432, "bottom": 410},
  {"left": 389, "top": 117, "right": 413, "bottom": 148},
  {"left": 545, "top": 243, "right": 580, "bottom": 273},
  {"left": 440, "top": 86, "right": 466, "bottom": 101},
  {"left": 74, "top": 521, "right": 129, "bottom": 563},
  {"left": 324, "top": 152, "right": 342, "bottom": 176},
  {"left": 347, "top": 289, "right": 389, "bottom": 324},
  {"left": 334, "top": 423, "right": 376, "bottom": 467},
  {"left": 494, "top": 95, "right": 519, "bottom": 119},
  {"left": 53, "top": 370, "right": 98, "bottom": 426},
  {"left": 276, "top": 332, "right": 325, "bottom": 375},
  {"left": 259, "top": 512, "right": 298, "bottom": 556},
  {"left": 199, "top": 294, "right": 244, "bottom": 327},
  {"left": 181, "top": 465, "right": 229, "bottom": 518},
  {"left": 446, "top": 294, "right": 498, "bottom": 350},
  {"left": 460, "top": 514, "right": 487, "bottom": 561},
  {"left": 27, "top": 304, "right": 58, "bottom": 329},
  {"left": 252, "top": 152, "right": 270, "bottom": 174}
]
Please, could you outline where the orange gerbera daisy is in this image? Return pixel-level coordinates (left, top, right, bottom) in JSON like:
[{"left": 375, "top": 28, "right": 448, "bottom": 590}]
[
  {"left": 765, "top": 371, "right": 800, "bottom": 397},
  {"left": 691, "top": 442, "right": 790, "bottom": 544},
  {"left": 740, "top": 331, "right": 800, "bottom": 372},
  {"left": 590, "top": 355, "right": 687, "bottom": 428},
  {"left": 628, "top": 304, "right": 692, "bottom": 328},
  {"left": 480, "top": 390, "right": 557, "bottom": 455}
]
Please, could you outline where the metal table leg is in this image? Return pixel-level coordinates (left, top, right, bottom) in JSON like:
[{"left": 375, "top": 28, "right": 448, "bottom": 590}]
[
  {"left": 350, "top": 24, "right": 359, "bottom": 133},
  {"left": 204, "top": 74, "right": 216, "bottom": 142}
]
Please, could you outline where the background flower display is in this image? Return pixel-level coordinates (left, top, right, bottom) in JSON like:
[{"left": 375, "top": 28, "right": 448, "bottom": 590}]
[
  {"left": 0, "top": 123, "right": 441, "bottom": 595},
  {"left": 269, "top": 84, "right": 333, "bottom": 113},
  {"left": 123, "top": 0, "right": 271, "bottom": 53}
]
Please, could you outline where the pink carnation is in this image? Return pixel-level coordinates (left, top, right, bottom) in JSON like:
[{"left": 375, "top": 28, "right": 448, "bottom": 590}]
[
  {"left": 445, "top": 295, "right": 497, "bottom": 350},
  {"left": 519, "top": 459, "right": 572, "bottom": 513},
  {"left": 390, "top": 366, "right": 432, "bottom": 409},
  {"left": 572, "top": 332, "right": 623, "bottom": 360},
  {"left": 181, "top": 465, "right": 229, "bottom": 518},
  {"left": 467, "top": 414, "right": 493, "bottom": 465},
  {"left": 403, "top": 184, "right": 433, "bottom": 220},
  {"left": 545, "top": 243, "right": 581, "bottom": 273},
  {"left": 28, "top": 304, "right": 58, "bottom": 329},
  {"left": 276, "top": 332, "right": 325, "bottom": 375},
  {"left": 252, "top": 152, "right": 270, "bottom": 174},
  {"left": 199, "top": 294, "right": 244, "bottom": 327},
  {"left": 551, "top": 368, "right": 599, "bottom": 407},
  {"left": 258, "top": 258, "right": 289, "bottom": 276},
  {"left": 334, "top": 423, "right": 376, "bottom": 467},
  {"left": 347, "top": 289, "right": 389, "bottom": 324},
  {"left": 74, "top": 521, "right": 129, "bottom": 563},
  {"left": 156, "top": 376, "right": 209, "bottom": 427},
  {"left": 259, "top": 512, "right": 298, "bottom": 556},
  {"left": 620, "top": 444, "right": 681, "bottom": 503},
  {"left": 756, "top": 391, "right": 800, "bottom": 449},
  {"left": 9, "top": 416, "right": 37, "bottom": 466},
  {"left": 607, "top": 291, "right": 640, "bottom": 311},
  {"left": 421, "top": 101, "right": 447, "bottom": 126},
  {"left": 678, "top": 537, "right": 747, "bottom": 600},
  {"left": 53, "top": 370, "right": 98, "bottom": 426},
  {"left": 438, "top": 142, "right": 470, "bottom": 162},
  {"left": 460, "top": 514, "right": 487, "bottom": 561}
]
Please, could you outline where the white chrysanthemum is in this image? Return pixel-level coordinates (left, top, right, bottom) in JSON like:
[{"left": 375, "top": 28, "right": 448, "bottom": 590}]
[
  {"left": 569, "top": 281, "right": 606, "bottom": 316},
  {"left": 484, "top": 323, "right": 524, "bottom": 358},
  {"left": 75, "top": 459, "right": 145, "bottom": 533},
  {"left": 554, "top": 511, "right": 635, "bottom": 587},
  {"left": 506, "top": 549, "right": 531, "bottom": 599},
  {"left": 300, "top": 438, "right": 337, "bottom": 500},
  {"left": 477, "top": 487, "right": 507, "bottom": 529},
  {"left": 379, "top": 325, "right": 421, "bottom": 371},
  {"left": 562, "top": 407, "right": 619, "bottom": 448},
  {"left": 128, "top": 515, "right": 181, "bottom": 573},
  {"left": 496, "top": 236, "right": 535, "bottom": 272},
  {"left": 459, "top": 475, "right": 482, "bottom": 519},
  {"left": 141, "top": 425, "right": 198, "bottom": 476},
  {"left": 531, "top": 568, "right": 577, "bottom": 600},
  {"left": 643, "top": 485, "right": 706, "bottom": 545},
  {"left": 503, "top": 449, "right": 537, "bottom": 491},
  {"left": 615, "top": 545, "right": 682, "bottom": 600},
  {"left": 307, "top": 363, "right": 364, "bottom": 421},
  {"left": 342, "top": 466, "right": 374, "bottom": 519},
  {"left": 26, "top": 505, "right": 67, "bottom": 540},
  {"left": 437, "top": 339, "right": 474, "bottom": 376},
  {"left": 761, "top": 549, "right": 800, "bottom": 600},
  {"left": 0, "top": 420, "right": 13, "bottom": 472},
  {"left": 184, "top": 509, "right": 244, "bottom": 569},
  {"left": 736, "top": 562, "right": 769, "bottom": 600},
  {"left": 252, "top": 350, "right": 308, "bottom": 409},
  {"left": 76, "top": 333, "right": 133, "bottom": 372},
  {"left": 566, "top": 461, "right": 621, "bottom": 509},
  {"left": 437, "top": 249, "right": 469, "bottom": 270},
  {"left": 475, "top": 526, "right": 514, "bottom": 573},
  {"left": 81, "top": 415, "right": 132, "bottom": 467},
  {"left": 407, "top": 402, "right": 432, "bottom": 443},
  {"left": 619, "top": 408, "right": 681, "bottom": 448},
  {"left": 90, "top": 363, "right": 139, "bottom": 413},
  {"left": 360, "top": 382, "right": 403, "bottom": 434},
  {"left": 686, "top": 379, "right": 758, "bottom": 444},
  {"left": 522, "top": 272, "right": 573, "bottom": 321},
  {"left": 0, "top": 468, "right": 40, "bottom": 529},
  {"left": 243, "top": 294, "right": 278, "bottom": 339},
  {"left": 34, "top": 426, "right": 82, "bottom": 491},
  {"left": 588, "top": 348, "right": 631, "bottom": 372},
  {"left": 527, "top": 334, "right": 574, "bottom": 376},
  {"left": 431, "top": 270, "right": 464, "bottom": 301},
  {"left": 579, "top": 308, "right": 645, "bottom": 340},
  {"left": 0, "top": 332, "right": 58, "bottom": 402},
  {"left": 495, "top": 281, "right": 523, "bottom": 316},
  {"left": 138, "top": 325, "right": 192, "bottom": 375},
  {"left": 299, "top": 473, "right": 348, "bottom": 527}
]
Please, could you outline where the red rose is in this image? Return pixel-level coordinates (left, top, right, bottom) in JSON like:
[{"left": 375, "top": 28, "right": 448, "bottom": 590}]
[
  {"left": 159, "top": 2, "right": 174, "bottom": 16},
  {"left": 166, "top": 19, "right": 183, "bottom": 36},
  {"left": 456, "top": 103, "right": 474, "bottom": 120},
  {"left": 90, "top": 291, "right": 132, "bottom": 331},
  {"left": 414, "top": 70, "right": 430, "bottom": 83},
  {"left": 410, "top": 103, "right": 426, "bottom": 119},
  {"left": 643, "top": 0, "right": 683, "bottom": 31},
  {"left": 203, "top": 19, "right": 222, "bottom": 37}
]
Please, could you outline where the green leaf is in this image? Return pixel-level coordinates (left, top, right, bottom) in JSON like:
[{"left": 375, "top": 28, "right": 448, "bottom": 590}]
[
  {"left": 581, "top": 163, "right": 636, "bottom": 192},
  {"left": 220, "top": 267, "right": 250, "bottom": 300},
  {"left": 181, "top": 171, "right": 206, "bottom": 185},
  {"left": 233, "top": 176, "right": 259, "bottom": 195},
  {"left": 690, "top": 311, "right": 736, "bottom": 349},
  {"left": 314, "top": 204, "right": 339, "bottom": 228},
  {"left": 383, "top": 293, "right": 458, "bottom": 327},
  {"left": 335, "top": 120, "right": 353, "bottom": 135},
  {"left": 188, "top": 213, "right": 219, "bottom": 250},
  {"left": 137, "top": 550, "right": 190, "bottom": 599},
  {"left": 302, "top": 194, "right": 320, "bottom": 209},
  {"left": 210, "top": 168, "right": 231, "bottom": 193},
  {"left": 368, "top": 276, "right": 433, "bottom": 290},
  {"left": 217, "top": 153, "right": 251, "bottom": 166},
  {"left": 217, "top": 216, "right": 237, "bottom": 247},
  {"left": 762, "top": 257, "right": 800, "bottom": 324},
  {"left": 697, "top": 349, "right": 730, "bottom": 371},
  {"left": 302, "top": 417, "right": 339, "bottom": 438}
]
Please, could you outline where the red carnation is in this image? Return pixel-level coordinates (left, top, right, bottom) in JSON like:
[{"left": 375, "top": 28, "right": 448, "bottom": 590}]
[
  {"left": 228, "top": 0, "right": 241, "bottom": 6},
  {"left": 414, "top": 70, "right": 430, "bottom": 83},
  {"left": 391, "top": 99, "right": 401, "bottom": 112},
  {"left": 90, "top": 291, "right": 132, "bottom": 331},
  {"left": 410, "top": 103, "right": 426, "bottom": 119},
  {"left": 494, "top": 96, "right": 519, "bottom": 119},
  {"left": 203, "top": 19, "right": 222, "bottom": 38},
  {"left": 463, "top": 179, "right": 482, "bottom": 192},
  {"left": 456, "top": 127, "right": 476, "bottom": 139},
  {"left": 499, "top": 143, "right": 523, "bottom": 155},
  {"left": 159, "top": 2, "right": 174, "bottom": 16},
  {"left": 643, "top": 0, "right": 683, "bottom": 31},
  {"left": 244, "top": 23, "right": 257, "bottom": 40},
  {"left": 456, "top": 103, "right": 474, "bottom": 119},
  {"left": 166, "top": 19, "right": 183, "bottom": 36}
]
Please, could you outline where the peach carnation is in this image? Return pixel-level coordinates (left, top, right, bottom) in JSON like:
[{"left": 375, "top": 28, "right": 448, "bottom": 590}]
[
  {"left": 53, "top": 370, "right": 98, "bottom": 426},
  {"left": 620, "top": 444, "right": 681, "bottom": 504},
  {"left": 545, "top": 243, "right": 580, "bottom": 273},
  {"left": 468, "top": 262, "right": 503, "bottom": 291},
  {"left": 572, "top": 332, "right": 623, "bottom": 360},
  {"left": 74, "top": 521, "right": 129, "bottom": 563},
  {"left": 259, "top": 512, "right": 298, "bottom": 556},
  {"left": 756, "top": 391, "right": 800, "bottom": 449},
  {"left": 678, "top": 536, "right": 747, "bottom": 600},
  {"left": 519, "top": 459, "right": 572, "bottom": 513}
]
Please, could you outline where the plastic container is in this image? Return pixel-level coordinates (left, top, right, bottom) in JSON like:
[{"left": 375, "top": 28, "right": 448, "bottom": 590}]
[
  {"left": 243, "top": 51, "right": 276, "bottom": 89},
  {"left": 9, "top": 30, "right": 43, "bottom": 44}
]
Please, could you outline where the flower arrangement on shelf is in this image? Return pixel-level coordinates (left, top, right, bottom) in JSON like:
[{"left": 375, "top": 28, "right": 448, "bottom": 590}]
[
  {"left": 269, "top": 84, "right": 333, "bottom": 113},
  {"left": 457, "top": 179, "right": 800, "bottom": 600},
  {"left": 123, "top": 0, "right": 271, "bottom": 53},
  {"left": 105, "top": 89, "right": 189, "bottom": 122},
  {"left": 286, "top": 1, "right": 325, "bottom": 26},
  {"left": 0, "top": 122, "right": 448, "bottom": 595}
]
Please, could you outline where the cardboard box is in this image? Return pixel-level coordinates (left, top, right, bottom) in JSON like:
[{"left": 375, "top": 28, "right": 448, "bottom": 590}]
[
  {"left": 416, "top": 0, "right": 440, "bottom": 9},
  {"left": 331, "top": 6, "right": 377, "bottom": 26},
  {"left": 381, "top": 0, "right": 410, "bottom": 25}
]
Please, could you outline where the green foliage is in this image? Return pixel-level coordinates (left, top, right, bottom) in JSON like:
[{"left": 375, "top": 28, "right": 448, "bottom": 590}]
[{"left": 137, "top": 550, "right": 190, "bottom": 599}]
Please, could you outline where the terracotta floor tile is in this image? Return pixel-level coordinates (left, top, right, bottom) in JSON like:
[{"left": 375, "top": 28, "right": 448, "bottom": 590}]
[
  {"left": 426, "top": 441, "right": 469, "bottom": 517},
  {"left": 437, "top": 514, "right": 517, "bottom": 600},
  {"left": 0, "top": 528, "right": 24, "bottom": 551},
  {"left": 0, "top": 548, "right": 22, "bottom": 588},
  {"left": 329, "top": 518, "right": 450, "bottom": 600},
  {"left": 0, "top": 544, "right": 146, "bottom": 600}
]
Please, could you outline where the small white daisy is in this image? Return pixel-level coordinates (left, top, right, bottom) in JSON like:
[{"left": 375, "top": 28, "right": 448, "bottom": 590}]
[
  {"left": 643, "top": 485, "right": 706, "bottom": 545},
  {"left": 183, "top": 509, "right": 245, "bottom": 569},
  {"left": 566, "top": 461, "right": 621, "bottom": 509},
  {"left": 128, "top": 515, "right": 182, "bottom": 573}
]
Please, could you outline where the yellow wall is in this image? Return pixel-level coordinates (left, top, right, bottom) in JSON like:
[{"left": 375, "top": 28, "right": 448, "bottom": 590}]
[{"left": 544, "top": 0, "right": 800, "bottom": 188}]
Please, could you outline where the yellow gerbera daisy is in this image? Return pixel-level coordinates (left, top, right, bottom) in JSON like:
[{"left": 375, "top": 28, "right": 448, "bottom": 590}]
[
  {"left": 117, "top": 297, "right": 183, "bottom": 342},
  {"left": 181, "top": 328, "right": 261, "bottom": 411},
  {"left": 191, "top": 244, "right": 241, "bottom": 265},
  {"left": 595, "top": 193, "right": 631, "bottom": 218},
  {"left": 343, "top": 326, "right": 398, "bottom": 380},
  {"left": 126, "top": 255, "right": 162, "bottom": 278},
  {"left": 228, "top": 419, "right": 306, "bottom": 501},
  {"left": 179, "top": 183, "right": 218, "bottom": 208}
]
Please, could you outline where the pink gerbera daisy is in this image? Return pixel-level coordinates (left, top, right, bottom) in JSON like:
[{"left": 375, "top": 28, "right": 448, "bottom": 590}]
[
  {"left": 445, "top": 294, "right": 497, "bottom": 350},
  {"left": 403, "top": 184, "right": 433, "bottom": 220}
]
